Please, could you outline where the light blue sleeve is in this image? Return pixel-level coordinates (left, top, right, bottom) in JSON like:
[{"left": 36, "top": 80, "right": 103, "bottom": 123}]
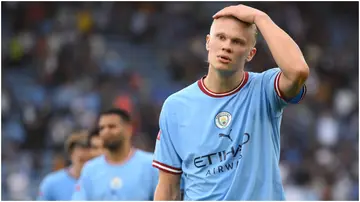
[
  {"left": 262, "top": 68, "right": 306, "bottom": 116},
  {"left": 152, "top": 98, "right": 183, "bottom": 175},
  {"left": 71, "top": 166, "right": 91, "bottom": 201},
  {"left": 36, "top": 177, "right": 53, "bottom": 201}
]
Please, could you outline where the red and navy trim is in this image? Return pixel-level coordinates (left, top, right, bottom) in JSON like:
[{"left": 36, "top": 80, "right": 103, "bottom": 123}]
[
  {"left": 197, "top": 72, "right": 249, "bottom": 98},
  {"left": 152, "top": 160, "right": 182, "bottom": 175},
  {"left": 274, "top": 71, "right": 307, "bottom": 103}
]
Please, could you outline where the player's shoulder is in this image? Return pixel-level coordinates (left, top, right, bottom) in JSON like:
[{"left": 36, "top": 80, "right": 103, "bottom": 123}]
[
  {"left": 245, "top": 68, "right": 281, "bottom": 88},
  {"left": 41, "top": 169, "right": 67, "bottom": 185},
  {"left": 248, "top": 67, "right": 281, "bottom": 81},
  {"left": 133, "top": 149, "right": 154, "bottom": 163},
  {"left": 82, "top": 155, "right": 106, "bottom": 171},
  {"left": 162, "top": 80, "right": 200, "bottom": 108},
  {"left": 133, "top": 149, "right": 158, "bottom": 174}
]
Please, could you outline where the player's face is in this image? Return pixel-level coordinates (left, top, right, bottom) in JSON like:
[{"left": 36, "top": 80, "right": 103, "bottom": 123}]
[
  {"left": 90, "top": 136, "right": 104, "bottom": 158},
  {"left": 98, "top": 114, "right": 131, "bottom": 150},
  {"left": 71, "top": 146, "right": 91, "bottom": 164},
  {"left": 206, "top": 17, "right": 257, "bottom": 72}
]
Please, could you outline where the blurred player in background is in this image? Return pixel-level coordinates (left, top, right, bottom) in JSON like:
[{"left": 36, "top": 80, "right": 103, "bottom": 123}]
[
  {"left": 88, "top": 128, "right": 104, "bottom": 158},
  {"left": 37, "top": 131, "right": 91, "bottom": 200},
  {"left": 72, "top": 108, "right": 158, "bottom": 200},
  {"left": 153, "top": 4, "right": 309, "bottom": 201}
]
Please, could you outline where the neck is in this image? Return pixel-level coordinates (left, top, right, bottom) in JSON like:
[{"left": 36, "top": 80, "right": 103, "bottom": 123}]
[
  {"left": 105, "top": 142, "right": 133, "bottom": 164},
  {"left": 68, "top": 164, "right": 83, "bottom": 179},
  {"left": 204, "top": 65, "right": 244, "bottom": 93}
]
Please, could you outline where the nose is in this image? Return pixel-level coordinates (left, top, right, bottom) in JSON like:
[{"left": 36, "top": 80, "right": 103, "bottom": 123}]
[{"left": 221, "top": 41, "right": 232, "bottom": 53}]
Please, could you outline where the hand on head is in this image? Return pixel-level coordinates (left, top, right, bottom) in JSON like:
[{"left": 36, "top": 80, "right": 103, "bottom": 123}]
[{"left": 213, "top": 4, "right": 267, "bottom": 25}]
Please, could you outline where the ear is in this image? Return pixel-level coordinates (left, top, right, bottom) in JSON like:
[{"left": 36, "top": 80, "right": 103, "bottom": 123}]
[
  {"left": 206, "top": 34, "right": 210, "bottom": 51},
  {"left": 127, "top": 124, "right": 134, "bottom": 137},
  {"left": 246, "top": 47, "right": 257, "bottom": 62}
]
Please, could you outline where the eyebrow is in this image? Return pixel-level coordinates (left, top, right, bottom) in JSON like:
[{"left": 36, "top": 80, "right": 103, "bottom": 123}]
[{"left": 215, "top": 32, "right": 247, "bottom": 43}]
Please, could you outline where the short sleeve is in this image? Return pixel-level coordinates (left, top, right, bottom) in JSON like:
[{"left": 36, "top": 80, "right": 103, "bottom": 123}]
[
  {"left": 152, "top": 98, "right": 183, "bottom": 175},
  {"left": 37, "top": 177, "right": 52, "bottom": 201},
  {"left": 262, "top": 68, "right": 306, "bottom": 116}
]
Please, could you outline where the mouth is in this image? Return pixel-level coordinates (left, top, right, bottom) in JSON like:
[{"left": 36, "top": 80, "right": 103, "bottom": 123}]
[{"left": 217, "top": 55, "right": 232, "bottom": 63}]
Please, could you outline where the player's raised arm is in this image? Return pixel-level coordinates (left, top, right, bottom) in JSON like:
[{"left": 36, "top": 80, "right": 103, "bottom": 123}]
[
  {"left": 154, "top": 170, "right": 181, "bottom": 200},
  {"left": 213, "top": 4, "right": 309, "bottom": 100}
]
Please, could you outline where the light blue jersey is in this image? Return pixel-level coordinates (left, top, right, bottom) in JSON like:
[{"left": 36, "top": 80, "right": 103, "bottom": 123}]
[
  {"left": 153, "top": 68, "right": 306, "bottom": 200},
  {"left": 72, "top": 149, "right": 158, "bottom": 200},
  {"left": 37, "top": 168, "right": 77, "bottom": 200}
]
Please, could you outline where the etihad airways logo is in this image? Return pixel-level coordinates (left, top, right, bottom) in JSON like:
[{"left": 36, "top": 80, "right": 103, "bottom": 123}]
[{"left": 193, "top": 133, "right": 250, "bottom": 176}]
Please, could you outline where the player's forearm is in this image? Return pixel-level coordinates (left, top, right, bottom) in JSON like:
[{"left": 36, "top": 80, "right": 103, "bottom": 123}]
[
  {"left": 255, "top": 14, "right": 309, "bottom": 81},
  {"left": 154, "top": 183, "right": 180, "bottom": 200}
]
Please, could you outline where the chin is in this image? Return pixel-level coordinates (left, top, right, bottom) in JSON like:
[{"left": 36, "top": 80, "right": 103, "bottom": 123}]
[
  {"left": 216, "top": 64, "right": 232, "bottom": 70},
  {"left": 212, "top": 62, "right": 235, "bottom": 71}
]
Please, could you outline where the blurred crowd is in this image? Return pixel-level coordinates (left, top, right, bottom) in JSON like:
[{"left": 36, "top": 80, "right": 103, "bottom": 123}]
[{"left": 1, "top": 2, "right": 358, "bottom": 200}]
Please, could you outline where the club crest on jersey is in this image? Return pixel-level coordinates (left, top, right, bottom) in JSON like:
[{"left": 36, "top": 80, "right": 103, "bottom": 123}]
[
  {"left": 215, "top": 111, "right": 232, "bottom": 129},
  {"left": 110, "top": 177, "right": 123, "bottom": 190}
]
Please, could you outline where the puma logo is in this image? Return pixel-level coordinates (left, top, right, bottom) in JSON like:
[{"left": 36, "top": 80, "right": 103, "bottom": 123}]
[{"left": 219, "top": 129, "right": 233, "bottom": 142}]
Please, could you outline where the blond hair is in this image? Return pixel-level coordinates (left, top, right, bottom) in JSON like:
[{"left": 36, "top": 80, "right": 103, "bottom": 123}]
[
  {"left": 210, "top": 15, "right": 258, "bottom": 46},
  {"left": 64, "top": 130, "right": 89, "bottom": 154}
]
